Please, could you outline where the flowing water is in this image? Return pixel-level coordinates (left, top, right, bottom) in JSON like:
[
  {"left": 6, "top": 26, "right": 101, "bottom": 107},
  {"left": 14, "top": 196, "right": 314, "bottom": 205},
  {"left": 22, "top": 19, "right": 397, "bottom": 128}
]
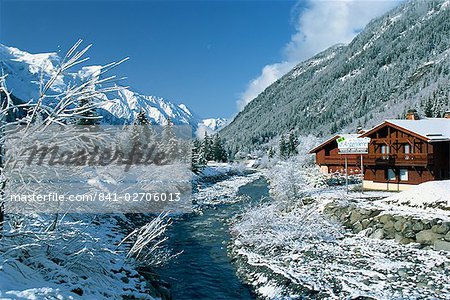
[{"left": 157, "top": 176, "right": 270, "bottom": 299}]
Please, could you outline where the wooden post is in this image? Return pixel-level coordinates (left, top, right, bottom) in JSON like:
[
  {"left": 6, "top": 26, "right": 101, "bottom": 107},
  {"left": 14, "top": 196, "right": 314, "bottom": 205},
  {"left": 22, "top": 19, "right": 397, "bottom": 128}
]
[
  {"left": 345, "top": 155, "right": 349, "bottom": 194},
  {"left": 361, "top": 154, "right": 364, "bottom": 195}
]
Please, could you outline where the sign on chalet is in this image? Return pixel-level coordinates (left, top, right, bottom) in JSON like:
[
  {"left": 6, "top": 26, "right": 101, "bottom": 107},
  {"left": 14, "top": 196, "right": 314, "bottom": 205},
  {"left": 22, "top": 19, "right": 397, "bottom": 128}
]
[
  {"left": 310, "top": 111, "right": 450, "bottom": 191},
  {"left": 309, "top": 134, "right": 364, "bottom": 175}
]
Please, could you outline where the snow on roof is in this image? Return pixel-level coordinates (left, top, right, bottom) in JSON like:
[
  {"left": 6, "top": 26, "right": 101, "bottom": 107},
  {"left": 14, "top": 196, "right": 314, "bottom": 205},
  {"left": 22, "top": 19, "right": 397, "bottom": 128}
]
[{"left": 387, "top": 118, "right": 450, "bottom": 141}]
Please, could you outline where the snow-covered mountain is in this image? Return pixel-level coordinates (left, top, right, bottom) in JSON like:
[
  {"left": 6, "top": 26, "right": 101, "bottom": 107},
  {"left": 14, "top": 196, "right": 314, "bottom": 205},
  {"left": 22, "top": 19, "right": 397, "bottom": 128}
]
[
  {"left": 198, "top": 118, "right": 227, "bottom": 131},
  {"left": 195, "top": 118, "right": 228, "bottom": 138},
  {"left": 221, "top": 0, "right": 450, "bottom": 151},
  {"left": 0, "top": 43, "right": 202, "bottom": 127}
]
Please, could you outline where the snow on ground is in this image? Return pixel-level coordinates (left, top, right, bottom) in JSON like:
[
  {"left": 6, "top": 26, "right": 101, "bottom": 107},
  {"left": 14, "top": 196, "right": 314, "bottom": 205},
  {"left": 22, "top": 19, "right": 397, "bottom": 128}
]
[
  {"left": 0, "top": 214, "right": 159, "bottom": 299},
  {"left": 381, "top": 180, "right": 450, "bottom": 210},
  {"left": 230, "top": 157, "right": 450, "bottom": 299},
  {"left": 341, "top": 180, "right": 450, "bottom": 222},
  {"left": 193, "top": 163, "right": 261, "bottom": 208}
]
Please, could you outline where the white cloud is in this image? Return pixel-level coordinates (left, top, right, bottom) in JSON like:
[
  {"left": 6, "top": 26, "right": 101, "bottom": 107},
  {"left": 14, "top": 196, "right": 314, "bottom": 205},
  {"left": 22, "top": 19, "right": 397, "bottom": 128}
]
[
  {"left": 237, "top": 61, "right": 295, "bottom": 111},
  {"left": 237, "top": 0, "right": 400, "bottom": 111}
]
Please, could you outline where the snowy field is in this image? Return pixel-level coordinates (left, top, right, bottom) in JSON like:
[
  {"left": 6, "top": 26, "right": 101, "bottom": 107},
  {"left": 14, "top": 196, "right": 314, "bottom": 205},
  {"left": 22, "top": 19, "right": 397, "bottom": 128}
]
[{"left": 230, "top": 157, "right": 450, "bottom": 299}]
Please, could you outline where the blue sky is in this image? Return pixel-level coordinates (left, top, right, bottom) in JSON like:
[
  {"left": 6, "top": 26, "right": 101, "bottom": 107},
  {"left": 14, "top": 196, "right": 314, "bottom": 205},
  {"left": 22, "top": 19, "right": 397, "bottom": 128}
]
[
  {"left": 0, "top": 0, "right": 400, "bottom": 119},
  {"left": 0, "top": 0, "right": 298, "bottom": 118}
]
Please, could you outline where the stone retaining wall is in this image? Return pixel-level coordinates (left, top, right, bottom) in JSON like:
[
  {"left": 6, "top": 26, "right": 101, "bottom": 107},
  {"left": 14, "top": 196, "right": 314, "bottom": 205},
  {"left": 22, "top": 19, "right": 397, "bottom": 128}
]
[{"left": 324, "top": 202, "right": 450, "bottom": 251}]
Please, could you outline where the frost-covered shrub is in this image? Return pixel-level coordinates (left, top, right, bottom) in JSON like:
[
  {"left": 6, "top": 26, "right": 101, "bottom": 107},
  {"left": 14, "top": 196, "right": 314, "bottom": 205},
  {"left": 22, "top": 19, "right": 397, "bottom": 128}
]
[
  {"left": 120, "top": 213, "right": 174, "bottom": 267},
  {"left": 267, "top": 157, "right": 328, "bottom": 202},
  {"left": 0, "top": 214, "right": 163, "bottom": 299},
  {"left": 232, "top": 200, "right": 342, "bottom": 254}
]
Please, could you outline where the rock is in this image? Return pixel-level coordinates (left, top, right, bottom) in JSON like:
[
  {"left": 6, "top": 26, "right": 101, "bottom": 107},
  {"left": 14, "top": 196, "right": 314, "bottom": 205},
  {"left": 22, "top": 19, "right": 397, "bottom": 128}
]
[
  {"left": 379, "top": 214, "right": 391, "bottom": 224},
  {"left": 350, "top": 211, "right": 362, "bottom": 224},
  {"left": 402, "top": 221, "right": 413, "bottom": 233},
  {"left": 395, "top": 234, "right": 412, "bottom": 245},
  {"left": 432, "top": 225, "right": 440, "bottom": 233},
  {"left": 394, "top": 220, "right": 405, "bottom": 232},
  {"left": 359, "top": 208, "right": 372, "bottom": 216},
  {"left": 370, "top": 210, "right": 382, "bottom": 218},
  {"left": 383, "top": 220, "right": 395, "bottom": 231},
  {"left": 403, "top": 230, "right": 416, "bottom": 238},
  {"left": 400, "top": 238, "right": 413, "bottom": 245},
  {"left": 361, "top": 219, "right": 371, "bottom": 229},
  {"left": 412, "top": 221, "right": 424, "bottom": 232},
  {"left": 421, "top": 220, "right": 434, "bottom": 230},
  {"left": 394, "top": 216, "right": 406, "bottom": 223},
  {"left": 435, "top": 224, "right": 449, "bottom": 235},
  {"left": 364, "top": 227, "right": 374, "bottom": 237},
  {"left": 353, "top": 221, "right": 363, "bottom": 233},
  {"left": 434, "top": 240, "right": 450, "bottom": 252},
  {"left": 416, "top": 230, "right": 443, "bottom": 245},
  {"left": 445, "top": 231, "right": 450, "bottom": 242},
  {"left": 370, "top": 229, "right": 385, "bottom": 239},
  {"left": 398, "top": 268, "right": 408, "bottom": 278},
  {"left": 234, "top": 240, "right": 243, "bottom": 247}
]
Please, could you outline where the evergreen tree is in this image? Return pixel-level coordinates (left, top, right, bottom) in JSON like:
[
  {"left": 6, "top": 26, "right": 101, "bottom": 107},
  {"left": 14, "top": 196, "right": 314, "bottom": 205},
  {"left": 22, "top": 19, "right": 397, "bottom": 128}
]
[
  {"left": 135, "top": 110, "right": 150, "bottom": 125},
  {"left": 279, "top": 135, "right": 287, "bottom": 159},
  {"left": 287, "top": 131, "right": 299, "bottom": 156},
  {"left": 161, "top": 117, "right": 178, "bottom": 161},
  {"left": 78, "top": 98, "right": 99, "bottom": 125},
  {"left": 201, "top": 132, "right": 213, "bottom": 162},
  {"left": 424, "top": 98, "right": 433, "bottom": 118},
  {"left": 211, "top": 134, "right": 228, "bottom": 162},
  {"left": 268, "top": 147, "right": 275, "bottom": 158},
  {"left": 192, "top": 139, "right": 206, "bottom": 172}
]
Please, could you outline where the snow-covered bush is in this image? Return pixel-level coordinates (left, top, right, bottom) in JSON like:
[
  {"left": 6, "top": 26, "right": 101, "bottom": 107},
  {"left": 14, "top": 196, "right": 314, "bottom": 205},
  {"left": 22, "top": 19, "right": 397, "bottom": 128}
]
[
  {"left": 120, "top": 212, "right": 175, "bottom": 267},
  {"left": 232, "top": 200, "right": 342, "bottom": 254},
  {"left": 0, "top": 214, "right": 160, "bottom": 299},
  {"left": 267, "top": 157, "right": 328, "bottom": 203},
  {"left": 0, "top": 41, "right": 170, "bottom": 299}
]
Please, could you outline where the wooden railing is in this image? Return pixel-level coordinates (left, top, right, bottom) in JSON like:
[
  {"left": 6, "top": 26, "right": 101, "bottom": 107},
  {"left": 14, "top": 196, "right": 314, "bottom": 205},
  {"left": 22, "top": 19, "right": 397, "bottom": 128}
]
[
  {"left": 364, "top": 153, "right": 434, "bottom": 166},
  {"left": 323, "top": 156, "right": 362, "bottom": 165}
]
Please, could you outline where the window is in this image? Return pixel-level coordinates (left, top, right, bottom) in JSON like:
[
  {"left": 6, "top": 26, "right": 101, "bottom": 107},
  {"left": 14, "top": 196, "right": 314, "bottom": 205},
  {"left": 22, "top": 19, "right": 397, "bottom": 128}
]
[
  {"left": 387, "top": 169, "right": 396, "bottom": 181},
  {"left": 404, "top": 144, "right": 411, "bottom": 159},
  {"left": 381, "top": 145, "right": 390, "bottom": 159},
  {"left": 399, "top": 169, "right": 408, "bottom": 181},
  {"left": 325, "top": 148, "right": 331, "bottom": 156}
]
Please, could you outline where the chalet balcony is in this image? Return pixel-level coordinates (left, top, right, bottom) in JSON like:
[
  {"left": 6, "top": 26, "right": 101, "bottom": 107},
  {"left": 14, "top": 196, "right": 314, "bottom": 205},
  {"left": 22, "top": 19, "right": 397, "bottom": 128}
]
[
  {"left": 323, "top": 156, "right": 362, "bottom": 165},
  {"left": 364, "top": 153, "right": 434, "bottom": 167}
]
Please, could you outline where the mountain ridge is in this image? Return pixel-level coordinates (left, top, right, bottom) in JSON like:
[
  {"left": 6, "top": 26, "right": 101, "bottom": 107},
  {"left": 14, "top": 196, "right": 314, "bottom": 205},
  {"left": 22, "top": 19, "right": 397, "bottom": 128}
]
[
  {"left": 0, "top": 43, "right": 223, "bottom": 131},
  {"left": 221, "top": 0, "right": 450, "bottom": 153}
]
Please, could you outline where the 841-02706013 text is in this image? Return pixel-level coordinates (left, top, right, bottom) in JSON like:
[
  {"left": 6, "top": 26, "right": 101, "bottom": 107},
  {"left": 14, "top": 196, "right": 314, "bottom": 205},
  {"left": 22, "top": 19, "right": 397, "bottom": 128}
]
[{"left": 9, "top": 192, "right": 182, "bottom": 203}]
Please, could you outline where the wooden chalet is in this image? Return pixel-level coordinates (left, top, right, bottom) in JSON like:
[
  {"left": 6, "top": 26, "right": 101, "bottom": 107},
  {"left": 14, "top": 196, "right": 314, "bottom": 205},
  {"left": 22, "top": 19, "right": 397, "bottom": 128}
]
[
  {"left": 309, "top": 134, "right": 363, "bottom": 175},
  {"left": 360, "top": 113, "right": 450, "bottom": 191},
  {"left": 310, "top": 110, "right": 450, "bottom": 191}
]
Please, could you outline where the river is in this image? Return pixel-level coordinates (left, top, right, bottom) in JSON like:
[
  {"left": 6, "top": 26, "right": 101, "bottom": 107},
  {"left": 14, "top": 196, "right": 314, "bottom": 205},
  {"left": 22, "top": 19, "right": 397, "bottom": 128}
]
[{"left": 156, "top": 176, "right": 271, "bottom": 299}]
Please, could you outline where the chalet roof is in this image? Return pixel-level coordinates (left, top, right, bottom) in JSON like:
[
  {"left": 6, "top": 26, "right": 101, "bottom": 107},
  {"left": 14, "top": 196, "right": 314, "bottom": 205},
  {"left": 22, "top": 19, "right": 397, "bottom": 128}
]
[
  {"left": 309, "top": 133, "right": 360, "bottom": 154},
  {"left": 362, "top": 118, "right": 450, "bottom": 142}
]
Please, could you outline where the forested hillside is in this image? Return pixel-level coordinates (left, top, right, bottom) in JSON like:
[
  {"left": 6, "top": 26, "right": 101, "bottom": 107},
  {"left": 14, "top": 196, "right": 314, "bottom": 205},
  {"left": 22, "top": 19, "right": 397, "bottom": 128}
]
[{"left": 221, "top": 0, "right": 450, "bottom": 153}]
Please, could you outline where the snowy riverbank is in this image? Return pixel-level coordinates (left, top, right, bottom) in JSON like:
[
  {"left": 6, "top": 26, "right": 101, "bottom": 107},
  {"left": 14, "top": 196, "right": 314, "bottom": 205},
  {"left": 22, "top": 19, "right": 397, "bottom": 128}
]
[
  {"left": 0, "top": 163, "right": 254, "bottom": 299},
  {"left": 229, "top": 158, "right": 450, "bottom": 299},
  {"left": 0, "top": 213, "right": 163, "bottom": 299}
]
